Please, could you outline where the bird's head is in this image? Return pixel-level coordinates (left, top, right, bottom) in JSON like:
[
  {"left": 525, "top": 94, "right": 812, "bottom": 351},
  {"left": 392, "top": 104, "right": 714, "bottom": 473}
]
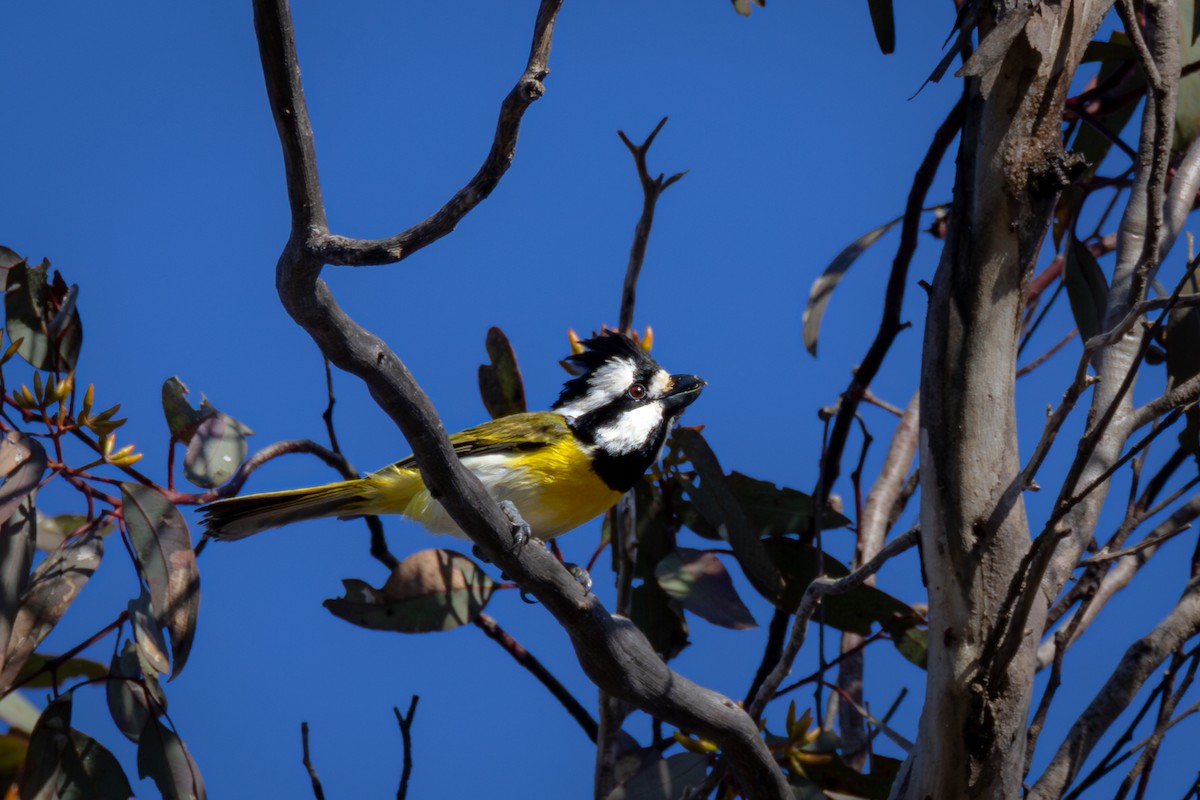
[{"left": 554, "top": 331, "right": 705, "bottom": 491}]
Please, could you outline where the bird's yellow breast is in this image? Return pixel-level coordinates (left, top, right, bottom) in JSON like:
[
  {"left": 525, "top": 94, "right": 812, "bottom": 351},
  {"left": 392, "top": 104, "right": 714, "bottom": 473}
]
[
  {"left": 503, "top": 436, "right": 623, "bottom": 538},
  {"left": 369, "top": 435, "right": 621, "bottom": 540}
]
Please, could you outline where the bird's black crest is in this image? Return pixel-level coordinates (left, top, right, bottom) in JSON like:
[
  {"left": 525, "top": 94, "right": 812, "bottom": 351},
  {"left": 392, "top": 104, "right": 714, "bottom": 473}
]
[{"left": 553, "top": 331, "right": 661, "bottom": 409}]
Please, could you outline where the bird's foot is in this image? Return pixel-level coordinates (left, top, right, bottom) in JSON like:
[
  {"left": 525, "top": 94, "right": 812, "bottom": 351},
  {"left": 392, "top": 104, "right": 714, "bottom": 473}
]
[
  {"left": 499, "top": 500, "right": 533, "bottom": 551},
  {"left": 563, "top": 562, "right": 593, "bottom": 595}
]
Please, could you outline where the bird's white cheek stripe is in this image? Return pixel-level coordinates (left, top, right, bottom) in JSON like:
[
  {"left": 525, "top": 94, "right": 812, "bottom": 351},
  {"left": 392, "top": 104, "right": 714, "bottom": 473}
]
[
  {"left": 594, "top": 403, "right": 664, "bottom": 455},
  {"left": 557, "top": 358, "right": 635, "bottom": 420}
]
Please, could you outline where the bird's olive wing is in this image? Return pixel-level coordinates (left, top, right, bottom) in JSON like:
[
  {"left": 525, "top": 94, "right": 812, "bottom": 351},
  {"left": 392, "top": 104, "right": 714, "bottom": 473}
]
[{"left": 385, "top": 412, "right": 570, "bottom": 471}]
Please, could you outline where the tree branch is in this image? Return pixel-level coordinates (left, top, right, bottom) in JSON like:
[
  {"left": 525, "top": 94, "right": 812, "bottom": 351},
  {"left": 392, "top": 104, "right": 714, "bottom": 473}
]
[
  {"left": 746, "top": 525, "right": 918, "bottom": 720},
  {"left": 809, "top": 96, "right": 963, "bottom": 534},
  {"left": 474, "top": 612, "right": 598, "bottom": 742},
  {"left": 394, "top": 696, "right": 419, "bottom": 800},
  {"left": 252, "top": 2, "right": 788, "bottom": 796},
  {"left": 1029, "top": 576, "right": 1200, "bottom": 799}
]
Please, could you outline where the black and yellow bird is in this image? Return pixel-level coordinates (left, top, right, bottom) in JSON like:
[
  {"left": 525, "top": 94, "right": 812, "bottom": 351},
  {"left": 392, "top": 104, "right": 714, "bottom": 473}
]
[{"left": 199, "top": 332, "right": 705, "bottom": 542}]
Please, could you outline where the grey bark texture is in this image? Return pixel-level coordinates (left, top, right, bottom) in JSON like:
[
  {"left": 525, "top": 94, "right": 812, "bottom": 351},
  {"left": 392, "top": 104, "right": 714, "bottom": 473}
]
[{"left": 893, "top": 4, "right": 1114, "bottom": 798}]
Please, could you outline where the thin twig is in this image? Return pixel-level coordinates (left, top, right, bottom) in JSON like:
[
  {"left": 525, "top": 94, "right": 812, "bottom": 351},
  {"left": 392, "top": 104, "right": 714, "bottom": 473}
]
[
  {"left": 394, "top": 696, "right": 419, "bottom": 800},
  {"left": 1080, "top": 524, "right": 1191, "bottom": 565},
  {"left": 808, "top": 97, "right": 964, "bottom": 541},
  {"left": 474, "top": 613, "right": 598, "bottom": 742},
  {"left": 599, "top": 115, "right": 685, "bottom": 799},
  {"left": 616, "top": 117, "right": 686, "bottom": 334},
  {"left": 300, "top": 722, "right": 326, "bottom": 800},
  {"left": 747, "top": 526, "right": 919, "bottom": 719},
  {"left": 1016, "top": 330, "right": 1077, "bottom": 378}
]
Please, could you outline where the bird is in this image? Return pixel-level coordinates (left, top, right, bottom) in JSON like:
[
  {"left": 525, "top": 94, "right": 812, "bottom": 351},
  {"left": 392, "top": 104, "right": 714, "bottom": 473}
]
[{"left": 199, "top": 331, "right": 705, "bottom": 543}]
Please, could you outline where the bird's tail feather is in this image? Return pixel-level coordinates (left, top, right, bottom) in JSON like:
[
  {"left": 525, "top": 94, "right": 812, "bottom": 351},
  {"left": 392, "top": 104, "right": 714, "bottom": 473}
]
[{"left": 201, "top": 479, "right": 380, "bottom": 540}]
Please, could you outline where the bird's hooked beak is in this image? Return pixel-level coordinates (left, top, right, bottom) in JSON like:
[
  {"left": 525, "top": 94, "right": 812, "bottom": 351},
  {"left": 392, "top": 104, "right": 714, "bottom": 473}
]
[{"left": 662, "top": 374, "right": 706, "bottom": 413}]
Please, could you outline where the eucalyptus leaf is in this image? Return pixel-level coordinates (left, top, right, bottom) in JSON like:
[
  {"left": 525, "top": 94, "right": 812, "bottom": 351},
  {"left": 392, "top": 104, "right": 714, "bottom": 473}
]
[
  {"left": 18, "top": 693, "right": 72, "bottom": 800},
  {"left": 1064, "top": 236, "right": 1109, "bottom": 342},
  {"left": 137, "top": 716, "right": 206, "bottom": 800},
  {"left": 161, "top": 377, "right": 207, "bottom": 441},
  {"left": 803, "top": 217, "right": 900, "bottom": 356},
  {"left": 60, "top": 727, "right": 134, "bottom": 800},
  {"left": 4, "top": 258, "right": 82, "bottom": 371},
  {"left": 607, "top": 752, "right": 708, "bottom": 800},
  {"left": 120, "top": 484, "right": 200, "bottom": 679},
  {"left": 1, "top": 528, "right": 103, "bottom": 692},
  {"left": 183, "top": 412, "right": 251, "bottom": 489},
  {"left": 673, "top": 429, "right": 782, "bottom": 602},
  {"left": 129, "top": 588, "right": 170, "bottom": 677},
  {"left": 1165, "top": 270, "right": 1200, "bottom": 454},
  {"left": 324, "top": 549, "right": 494, "bottom": 633},
  {"left": 478, "top": 326, "right": 527, "bottom": 419},
  {"left": 108, "top": 639, "right": 162, "bottom": 743},
  {"left": 654, "top": 548, "right": 757, "bottom": 630},
  {"left": 0, "top": 732, "right": 28, "bottom": 789},
  {"left": 763, "top": 537, "right": 919, "bottom": 634},
  {"left": 1177, "top": 2, "right": 1200, "bottom": 147},
  {"left": 12, "top": 654, "right": 107, "bottom": 688},
  {"left": 867, "top": 0, "right": 895, "bottom": 54},
  {"left": 630, "top": 582, "right": 689, "bottom": 661},
  {"left": 892, "top": 625, "right": 929, "bottom": 670}
]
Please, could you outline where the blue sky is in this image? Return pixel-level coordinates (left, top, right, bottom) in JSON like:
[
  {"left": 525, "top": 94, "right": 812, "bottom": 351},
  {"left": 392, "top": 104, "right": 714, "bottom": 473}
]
[{"left": 2, "top": 2, "right": 1197, "bottom": 798}]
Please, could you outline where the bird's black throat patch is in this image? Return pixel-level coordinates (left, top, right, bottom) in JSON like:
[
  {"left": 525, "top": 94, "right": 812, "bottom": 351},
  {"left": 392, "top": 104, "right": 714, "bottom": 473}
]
[{"left": 570, "top": 404, "right": 671, "bottom": 492}]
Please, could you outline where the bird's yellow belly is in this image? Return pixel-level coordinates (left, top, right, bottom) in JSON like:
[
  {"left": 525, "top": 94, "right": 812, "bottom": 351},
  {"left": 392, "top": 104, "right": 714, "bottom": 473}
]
[{"left": 379, "top": 439, "right": 622, "bottom": 540}]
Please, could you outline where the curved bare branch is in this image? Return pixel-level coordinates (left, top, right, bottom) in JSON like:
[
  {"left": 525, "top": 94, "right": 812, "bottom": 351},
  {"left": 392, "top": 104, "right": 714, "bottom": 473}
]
[{"left": 251, "top": 1, "right": 788, "bottom": 796}]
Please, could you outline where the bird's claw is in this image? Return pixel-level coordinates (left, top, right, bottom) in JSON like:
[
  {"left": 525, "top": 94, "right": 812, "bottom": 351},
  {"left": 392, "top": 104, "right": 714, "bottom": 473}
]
[
  {"left": 563, "top": 562, "right": 592, "bottom": 595},
  {"left": 499, "top": 500, "right": 532, "bottom": 551}
]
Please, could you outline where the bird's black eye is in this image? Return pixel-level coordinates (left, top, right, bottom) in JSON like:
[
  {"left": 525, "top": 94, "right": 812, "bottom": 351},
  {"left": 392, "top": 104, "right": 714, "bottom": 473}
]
[{"left": 627, "top": 383, "right": 647, "bottom": 400}]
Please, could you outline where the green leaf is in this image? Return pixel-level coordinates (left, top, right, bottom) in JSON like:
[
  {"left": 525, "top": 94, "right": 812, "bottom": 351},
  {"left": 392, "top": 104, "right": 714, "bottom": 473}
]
[
  {"left": 654, "top": 548, "right": 757, "bottom": 630},
  {"left": 478, "top": 326, "right": 527, "bottom": 419},
  {"left": 630, "top": 583, "right": 689, "bottom": 661},
  {"left": 1166, "top": 271, "right": 1200, "bottom": 455},
  {"left": 182, "top": 411, "right": 251, "bottom": 489},
  {"left": 803, "top": 217, "right": 900, "bottom": 356},
  {"left": 0, "top": 732, "right": 28, "bottom": 789},
  {"left": 0, "top": 437, "right": 41, "bottom": 677},
  {"left": 606, "top": 751, "right": 708, "bottom": 800},
  {"left": 730, "top": 0, "right": 765, "bottom": 16},
  {"left": 18, "top": 693, "right": 72, "bottom": 800},
  {"left": 4, "top": 258, "right": 83, "bottom": 372},
  {"left": 0, "top": 245, "right": 24, "bottom": 271},
  {"left": 137, "top": 716, "right": 206, "bottom": 800},
  {"left": 717, "top": 472, "right": 850, "bottom": 536},
  {"left": 0, "top": 432, "right": 47, "bottom": 527},
  {"left": 892, "top": 625, "right": 929, "bottom": 670},
  {"left": 324, "top": 549, "right": 494, "bottom": 633},
  {"left": 866, "top": 0, "right": 895, "bottom": 54},
  {"left": 1064, "top": 236, "right": 1109, "bottom": 341},
  {"left": 34, "top": 514, "right": 114, "bottom": 554},
  {"left": 107, "top": 639, "right": 164, "bottom": 743},
  {"left": 1056, "top": 32, "right": 1140, "bottom": 247},
  {"left": 161, "top": 377, "right": 207, "bottom": 441},
  {"left": 1177, "top": 2, "right": 1200, "bottom": 148},
  {"left": 59, "top": 727, "right": 134, "bottom": 800},
  {"left": 12, "top": 654, "right": 106, "bottom": 689},
  {"left": 120, "top": 484, "right": 200, "bottom": 679},
  {"left": 673, "top": 429, "right": 782, "bottom": 602},
  {"left": 1081, "top": 39, "right": 1134, "bottom": 62},
  {"left": 763, "top": 537, "right": 919, "bottom": 634},
  {"left": 790, "top": 751, "right": 901, "bottom": 799},
  {"left": 129, "top": 588, "right": 170, "bottom": 677},
  {"left": 0, "top": 692, "right": 41, "bottom": 734},
  {"left": 1, "top": 528, "right": 103, "bottom": 692}
]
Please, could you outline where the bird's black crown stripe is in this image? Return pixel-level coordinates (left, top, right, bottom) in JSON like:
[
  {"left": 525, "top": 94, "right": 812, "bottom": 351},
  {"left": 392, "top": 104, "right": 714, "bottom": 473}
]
[{"left": 553, "top": 331, "right": 662, "bottom": 410}]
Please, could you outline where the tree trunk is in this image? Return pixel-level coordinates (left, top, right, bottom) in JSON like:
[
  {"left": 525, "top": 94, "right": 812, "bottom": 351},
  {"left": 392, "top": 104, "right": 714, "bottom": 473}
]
[{"left": 891, "top": 3, "right": 1112, "bottom": 797}]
